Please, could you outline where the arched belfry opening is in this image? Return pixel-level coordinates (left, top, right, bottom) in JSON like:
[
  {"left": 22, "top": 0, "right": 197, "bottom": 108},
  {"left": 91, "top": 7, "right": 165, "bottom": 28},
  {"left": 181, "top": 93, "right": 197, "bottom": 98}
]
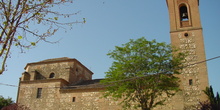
[
  {"left": 180, "top": 5, "right": 188, "bottom": 21},
  {"left": 179, "top": 4, "right": 191, "bottom": 27}
]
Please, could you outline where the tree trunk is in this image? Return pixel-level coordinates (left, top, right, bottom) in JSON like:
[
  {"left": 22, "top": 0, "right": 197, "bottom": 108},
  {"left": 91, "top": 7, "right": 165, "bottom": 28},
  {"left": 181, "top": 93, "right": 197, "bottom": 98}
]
[
  {"left": 141, "top": 102, "right": 151, "bottom": 110},
  {"left": 141, "top": 107, "right": 150, "bottom": 110}
]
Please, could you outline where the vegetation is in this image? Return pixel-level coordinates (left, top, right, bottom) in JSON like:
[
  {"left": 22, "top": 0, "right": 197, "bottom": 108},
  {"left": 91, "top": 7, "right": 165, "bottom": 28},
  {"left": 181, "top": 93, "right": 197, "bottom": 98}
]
[
  {"left": 0, "top": 0, "right": 83, "bottom": 74},
  {"left": 200, "top": 86, "right": 220, "bottom": 110},
  {"left": 0, "top": 95, "right": 14, "bottom": 109},
  {"left": 101, "top": 37, "right": 185, "bottom": 110},
  {"left": 0, "top": 95, "right": 30, "bottom": 109}
]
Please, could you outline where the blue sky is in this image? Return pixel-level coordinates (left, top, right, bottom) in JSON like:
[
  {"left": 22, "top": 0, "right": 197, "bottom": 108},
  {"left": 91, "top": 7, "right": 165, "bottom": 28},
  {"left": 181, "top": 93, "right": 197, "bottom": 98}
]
[{"left": 0, "top": 0, "right": 219, "bottom": 101}]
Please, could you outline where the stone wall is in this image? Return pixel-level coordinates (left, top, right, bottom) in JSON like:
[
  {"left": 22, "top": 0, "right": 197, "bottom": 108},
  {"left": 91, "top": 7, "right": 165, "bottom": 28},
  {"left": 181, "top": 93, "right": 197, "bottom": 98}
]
[
  {"left": 17, "top": 80, "right": 65, "bottom": 110},
  {"left": 18, "top": 82, "right": 123, "bottom": 110},
  {"left": 25, "top": 62, "right": 74, "bottom": 82},
  {"left": 22, "top": 59, "right": 93, "bottom": 84},
  {"left": 59, "top": 89, "right": 121, "bottom": 110},
  {"left": 17, "top": 79, "right": 201, "bottom": 110}
]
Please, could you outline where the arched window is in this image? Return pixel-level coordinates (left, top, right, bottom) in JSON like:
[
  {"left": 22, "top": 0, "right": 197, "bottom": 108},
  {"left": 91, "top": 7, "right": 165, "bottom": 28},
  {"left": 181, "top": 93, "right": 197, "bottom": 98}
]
[
  {"left": 179, "top": 5, "right": 188, "bottom": 21},
  {"left": 49, "top": 73, "right": 55, "bottom": 78}
]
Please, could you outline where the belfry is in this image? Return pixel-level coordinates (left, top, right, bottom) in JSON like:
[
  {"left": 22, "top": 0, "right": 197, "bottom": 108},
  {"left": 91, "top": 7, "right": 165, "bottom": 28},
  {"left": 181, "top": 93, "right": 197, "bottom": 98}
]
[{"left": 166, "top": 0, "right": 209, "bottom": 109}]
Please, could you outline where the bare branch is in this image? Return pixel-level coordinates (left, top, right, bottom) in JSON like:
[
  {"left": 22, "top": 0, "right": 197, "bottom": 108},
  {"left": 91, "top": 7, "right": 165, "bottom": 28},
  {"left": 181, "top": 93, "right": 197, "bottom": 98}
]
[{"left": 0, "top": 0, "right": 81, "bottom": 74}]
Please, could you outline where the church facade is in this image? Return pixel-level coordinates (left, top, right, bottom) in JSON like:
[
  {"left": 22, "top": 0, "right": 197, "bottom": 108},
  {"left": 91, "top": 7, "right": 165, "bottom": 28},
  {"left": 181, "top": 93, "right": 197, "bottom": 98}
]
[
  {"left": 17, "top": 57, "right": 121, "bottom": 110},
  {"left": 17, "top": 0, "right": 209, "bottom": 110}
]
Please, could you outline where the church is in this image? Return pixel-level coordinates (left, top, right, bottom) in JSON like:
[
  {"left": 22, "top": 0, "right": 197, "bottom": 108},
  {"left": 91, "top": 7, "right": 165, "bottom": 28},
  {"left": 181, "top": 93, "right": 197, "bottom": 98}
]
[{"left": 16, "top": 0, "right": 209, "bottom": 109}]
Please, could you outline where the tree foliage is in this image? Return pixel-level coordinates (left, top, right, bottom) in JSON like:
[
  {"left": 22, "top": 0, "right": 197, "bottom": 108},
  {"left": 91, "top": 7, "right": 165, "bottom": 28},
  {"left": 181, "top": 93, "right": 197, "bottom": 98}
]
[
  {"left": 200, "top": 86, "right": 220, "bottom": 110},
  {"left": 101, "top": 37, "right": 185, "bottom": 110},
  {"left": 0, "top": 0, "right": 83, "bottom": 74},
  {"left": 0, "top": 95, "right": 14, "bottom": 109}
]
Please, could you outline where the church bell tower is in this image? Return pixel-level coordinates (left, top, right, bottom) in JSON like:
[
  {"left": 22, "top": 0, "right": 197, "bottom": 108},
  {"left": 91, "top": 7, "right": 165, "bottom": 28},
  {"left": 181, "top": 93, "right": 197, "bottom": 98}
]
[{"left": 166, "top": 0, "right": 209, "bottom": 109}]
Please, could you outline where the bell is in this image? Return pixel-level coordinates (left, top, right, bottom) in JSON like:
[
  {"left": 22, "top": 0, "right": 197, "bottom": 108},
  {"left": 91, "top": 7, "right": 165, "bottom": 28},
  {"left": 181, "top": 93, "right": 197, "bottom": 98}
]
[{"left": 182, "top": 13, "right": 188, "bottom": 18}]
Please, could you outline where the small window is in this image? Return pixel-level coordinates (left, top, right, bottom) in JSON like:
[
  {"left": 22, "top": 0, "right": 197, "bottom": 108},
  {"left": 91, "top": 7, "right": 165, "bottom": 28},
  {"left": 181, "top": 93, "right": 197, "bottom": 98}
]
[
  {"left": 72, "top": 97, "right": 76, "bottom": 102},
  {"left": 36, "top": 88, "right": 42, "bottom": 98},
  {"left": 189, "top": 79, "right": 193, "bottom": 85},
  {"left": 49, "top": 73, "right": 55, "bottom": 78}
]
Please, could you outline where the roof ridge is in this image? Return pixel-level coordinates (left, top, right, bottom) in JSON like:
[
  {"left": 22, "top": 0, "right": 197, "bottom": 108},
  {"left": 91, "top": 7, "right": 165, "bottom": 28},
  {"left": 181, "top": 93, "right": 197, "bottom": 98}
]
[{"left": 39, "top": 57, "right": 72, "bottom": 62}]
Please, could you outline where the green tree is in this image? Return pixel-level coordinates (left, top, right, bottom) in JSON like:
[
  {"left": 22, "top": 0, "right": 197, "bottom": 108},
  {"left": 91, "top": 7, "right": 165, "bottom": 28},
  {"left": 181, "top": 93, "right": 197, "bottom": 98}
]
[
  {"left": 0, "top": 0, "right": 83, "bottom": 74},
  {"left": 0, "top": 95, "right": 14, "bottom": 109},
  {"left": 101, "top": 37, "right": 185, "bottom": 110},
  {"left": 200, "top": 86, "right": 220, "bottom": 110}
]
